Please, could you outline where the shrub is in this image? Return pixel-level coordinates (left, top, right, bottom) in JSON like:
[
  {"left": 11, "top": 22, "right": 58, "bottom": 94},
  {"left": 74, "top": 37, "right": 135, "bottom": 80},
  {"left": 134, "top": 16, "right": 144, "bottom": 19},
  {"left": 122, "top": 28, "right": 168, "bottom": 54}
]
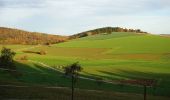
[
  {"left": 0, "top": 47, "right": 16, "bottom": 70},
  {"left": 39, "top": 50, "right": 46, "bottom": 55}
]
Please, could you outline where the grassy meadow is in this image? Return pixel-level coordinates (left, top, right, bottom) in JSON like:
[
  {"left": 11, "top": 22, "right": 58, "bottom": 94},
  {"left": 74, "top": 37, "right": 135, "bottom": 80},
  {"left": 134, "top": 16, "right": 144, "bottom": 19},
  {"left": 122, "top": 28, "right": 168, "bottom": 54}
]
[
  {"left": 1, "top": 86, "right": 170, "bottom": 100},
  {"left": 0, "top": 32, "right": 170, "bottom": 99}
]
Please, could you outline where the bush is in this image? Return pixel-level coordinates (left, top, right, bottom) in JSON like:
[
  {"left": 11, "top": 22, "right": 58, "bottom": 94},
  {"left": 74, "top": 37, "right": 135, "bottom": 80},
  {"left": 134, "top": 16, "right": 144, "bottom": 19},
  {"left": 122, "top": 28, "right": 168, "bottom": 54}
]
[
  {"left": 0, "top": 47, "right": 16, "bottom": 70},
  {"left": 39, "top": 50, "right": 46, "bottom": 55}
]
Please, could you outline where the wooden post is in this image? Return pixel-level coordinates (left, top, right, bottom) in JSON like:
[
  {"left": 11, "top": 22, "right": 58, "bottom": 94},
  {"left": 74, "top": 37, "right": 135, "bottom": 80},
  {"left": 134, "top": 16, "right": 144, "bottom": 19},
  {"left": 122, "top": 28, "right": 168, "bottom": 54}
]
[
  {"left": 144, "top": 85, "right": 147, "bottom": 100},
  {"left": 72, "top": 75, "right": 74, "bottom": 100}
]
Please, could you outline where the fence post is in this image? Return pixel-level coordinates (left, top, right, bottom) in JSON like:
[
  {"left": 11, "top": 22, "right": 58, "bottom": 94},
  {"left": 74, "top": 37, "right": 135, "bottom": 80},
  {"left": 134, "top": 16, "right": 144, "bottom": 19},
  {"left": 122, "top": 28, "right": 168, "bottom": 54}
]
[
  {"left": 144, "top": 85, "right": 146, "bottom": 100},
  {"left": 72, "top": 75, "right": 74, "bottom": 100}
]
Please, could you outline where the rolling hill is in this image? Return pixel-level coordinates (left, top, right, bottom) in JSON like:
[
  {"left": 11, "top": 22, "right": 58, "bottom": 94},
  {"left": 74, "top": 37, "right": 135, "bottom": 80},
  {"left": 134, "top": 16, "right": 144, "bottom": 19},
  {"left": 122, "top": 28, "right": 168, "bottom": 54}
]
[
  {"left": 70, "top": 27, "right": 147, "bottom": 39},
  {"left": 0, "top": 27, "right": 68, "bottom": 45},
  {"left": 0, "top": 27, "right": 147, "bottom": 45},
  {"left": 0, "top": 27, "right": 170, "bottom": 99},
  {"left": 55, "top": 32, "right": 170, "bottom": 54}
]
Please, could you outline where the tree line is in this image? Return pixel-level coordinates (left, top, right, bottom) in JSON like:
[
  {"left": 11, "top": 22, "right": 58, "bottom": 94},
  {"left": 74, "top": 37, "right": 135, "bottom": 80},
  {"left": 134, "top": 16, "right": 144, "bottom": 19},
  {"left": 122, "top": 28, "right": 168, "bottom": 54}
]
[{"left": 70, "top": 27, "right": 148, "bottom": 39}]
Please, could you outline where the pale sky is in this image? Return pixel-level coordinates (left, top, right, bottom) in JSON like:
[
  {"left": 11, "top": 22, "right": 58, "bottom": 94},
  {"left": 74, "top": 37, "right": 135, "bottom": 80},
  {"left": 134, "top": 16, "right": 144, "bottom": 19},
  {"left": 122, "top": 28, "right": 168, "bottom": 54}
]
[{"left": 0, "top": 0, "right": 170, "bottom": 35}]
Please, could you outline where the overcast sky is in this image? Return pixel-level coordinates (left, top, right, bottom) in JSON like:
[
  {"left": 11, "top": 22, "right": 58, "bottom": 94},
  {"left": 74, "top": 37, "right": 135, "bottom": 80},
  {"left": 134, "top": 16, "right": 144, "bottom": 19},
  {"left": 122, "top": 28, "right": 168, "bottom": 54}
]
[{"left": 0, "top": 0, "right": 170, "bottom": 35}]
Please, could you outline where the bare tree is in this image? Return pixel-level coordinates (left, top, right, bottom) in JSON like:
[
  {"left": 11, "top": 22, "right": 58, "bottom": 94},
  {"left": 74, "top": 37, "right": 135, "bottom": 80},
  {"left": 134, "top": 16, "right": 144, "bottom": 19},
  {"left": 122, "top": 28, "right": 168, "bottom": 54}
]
[{"left": 63, "top": 62, "right": 82, "bottom": 100}]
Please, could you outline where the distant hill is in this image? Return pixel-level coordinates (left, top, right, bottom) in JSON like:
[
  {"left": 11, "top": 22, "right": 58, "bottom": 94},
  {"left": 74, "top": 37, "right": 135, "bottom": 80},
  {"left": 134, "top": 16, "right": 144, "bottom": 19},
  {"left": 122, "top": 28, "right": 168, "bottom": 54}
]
[
  {"left": 55, "top": 32, "right": 170, "bottom": 54},
  {"left": 0, "top": 27, "right": 148, "bottom": 45},
  {"left": 160, "top": 34, "right": 170, "bottom": 37},
  {"left": 70, "top": 27, "right": 147, "bottom": 39},
  {"left": 0, "top": 27, "right": 68, "bottom": 45}
]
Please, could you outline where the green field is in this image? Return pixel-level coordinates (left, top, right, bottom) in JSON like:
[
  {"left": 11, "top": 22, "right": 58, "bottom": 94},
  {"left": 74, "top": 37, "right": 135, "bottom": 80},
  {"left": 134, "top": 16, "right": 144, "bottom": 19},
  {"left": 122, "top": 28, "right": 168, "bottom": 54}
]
[
  {"left": 1, "top": 86, "right": 170, "bottom": 100},
  {"left": 0, "top": 32, "right": 170, "bottom": 99}
]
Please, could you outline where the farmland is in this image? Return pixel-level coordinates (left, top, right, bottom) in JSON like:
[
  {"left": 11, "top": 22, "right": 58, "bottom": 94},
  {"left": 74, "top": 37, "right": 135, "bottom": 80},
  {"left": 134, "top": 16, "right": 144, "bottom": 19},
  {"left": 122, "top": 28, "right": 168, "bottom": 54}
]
[{"left": 0, "top": 32, "right": 170, "bottom": 99}]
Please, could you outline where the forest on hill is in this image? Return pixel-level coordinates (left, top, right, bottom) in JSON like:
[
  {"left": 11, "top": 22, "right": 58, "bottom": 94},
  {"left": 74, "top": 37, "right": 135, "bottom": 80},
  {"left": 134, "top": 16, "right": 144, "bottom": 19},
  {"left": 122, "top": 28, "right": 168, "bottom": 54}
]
[
  {"left": 70, "top": 27, "right": 147, "bottom": 39},
  {"left": 0, "top": 27, "right": 68, "bottom": 45},
  {"left": 0, "top": 27, "right": 147, "bottom": 45}
]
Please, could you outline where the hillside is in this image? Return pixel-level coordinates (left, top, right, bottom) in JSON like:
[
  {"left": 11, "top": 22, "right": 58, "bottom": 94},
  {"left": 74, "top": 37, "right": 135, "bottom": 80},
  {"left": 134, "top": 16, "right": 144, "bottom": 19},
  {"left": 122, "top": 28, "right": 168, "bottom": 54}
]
[
  {"left": 1, "top": 28, "right": 170, "bottom": 99},
  {"left": 0, "top": 27, "right": 148, "bottom": 45},
  {"left": 160, "top": 34, "right": 170, "bottom": 37},
  {"left": 55, "top": 32, "right": 170, "bottom": 54},
  {"left": 0, "top": 27, "right": 68, "bottom": 45},
  {"left": 70, "top": 27, "right": 147, "bottom": 39}
]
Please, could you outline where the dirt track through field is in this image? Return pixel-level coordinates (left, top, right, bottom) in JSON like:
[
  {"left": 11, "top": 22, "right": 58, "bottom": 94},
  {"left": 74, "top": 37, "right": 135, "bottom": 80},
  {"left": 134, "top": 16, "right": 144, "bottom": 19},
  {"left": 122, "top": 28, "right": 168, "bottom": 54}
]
[
  {"left": 28, "top": 60, "right": 136, "bottom": 86},
  {"left": 29, "top": 60, "right": 108, "bottom": 82}
]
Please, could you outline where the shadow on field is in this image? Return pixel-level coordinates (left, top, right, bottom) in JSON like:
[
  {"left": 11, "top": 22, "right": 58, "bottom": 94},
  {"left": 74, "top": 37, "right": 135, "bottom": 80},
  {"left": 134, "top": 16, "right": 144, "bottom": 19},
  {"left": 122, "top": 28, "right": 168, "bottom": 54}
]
[
  {"left": 14, "top": 61, "right": 72, "bottom": 87},
  {"left": 94, "top": 70, "right": 170, "bottom": 96},
  {"left": 79, "top": 69, "right": 170, "bottom": 96},
  {"left": 2, "top": 85, "right": 169, "bottom": 100},
  {"left": 1, "top": 61, "right": 170, "bottom": 99}
]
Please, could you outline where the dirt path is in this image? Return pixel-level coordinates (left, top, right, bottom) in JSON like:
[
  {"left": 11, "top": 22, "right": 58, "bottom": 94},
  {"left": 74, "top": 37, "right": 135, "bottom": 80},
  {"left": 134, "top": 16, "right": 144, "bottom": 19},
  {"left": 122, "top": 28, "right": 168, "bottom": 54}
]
[{"left": 28, "top": 60, "right": 118, "bottom": 84}]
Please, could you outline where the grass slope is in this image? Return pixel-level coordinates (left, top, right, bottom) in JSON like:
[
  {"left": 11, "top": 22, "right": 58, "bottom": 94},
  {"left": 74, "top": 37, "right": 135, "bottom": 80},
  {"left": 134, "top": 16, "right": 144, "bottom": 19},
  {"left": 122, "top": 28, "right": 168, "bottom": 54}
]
[
  {"left": 1, "top": 86, "right": 169, "bottom": 100},
  {"left": 0, "top": 32, "right": 170, "bottom": 98},
  {"left": 55, "top": 33, "right": 170, "bottom": 54}
]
